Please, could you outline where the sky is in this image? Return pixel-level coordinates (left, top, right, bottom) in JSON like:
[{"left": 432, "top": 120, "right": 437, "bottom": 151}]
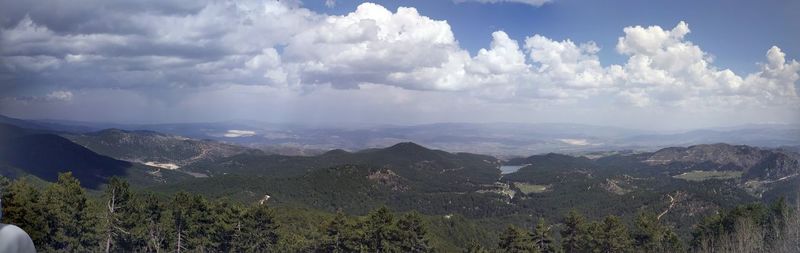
[{"left": 0, "top": 0, "right": 798, "bottom": 130}]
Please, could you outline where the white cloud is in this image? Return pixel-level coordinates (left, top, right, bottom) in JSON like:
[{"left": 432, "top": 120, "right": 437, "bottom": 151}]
[
  {"left": 616, "top": 21, "right": 691, "bottom": 56},
  {"left": 740, "top": 46, "right": 800, "bottom": 101},
  {"left": 325, "top": 0, "right": 336, "bottom": 8},
  {"left": 617, "top": 90, "right": 651, "bottom": 107},
  {"left": 524, "top": 35, "right": 611, "bottom": 90},
  {"left": 455, "top": 0, "right": 552, "bottom": 7},
  {"left": 284, "top": 3, "right": 467, "bottom": 90},
  {"left": 612, "top": 22, "right": 798, "bottom": 106},
  {"left": 45, "top": 91, "right": 73, "bottom": 101},
  {"left": 471, "top": 32, "right": 529, "bottom": 75},
  {"left": 388, "top": 30, "right": 530, "bottom": 93},
  {"left": 0, "top": 1, "right": 797, "bottom": 124}
]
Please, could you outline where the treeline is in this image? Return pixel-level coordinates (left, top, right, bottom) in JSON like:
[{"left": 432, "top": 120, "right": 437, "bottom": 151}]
[
  {"left": 476, "top": 201, "right": 799, "bottom": 253},
  {"left": 1, "top": 173, "right": 278, "bottom": 252},
  {"left": 481, "top": 210, "right": 683, "bottom": 253},
  {"left": 1, "top": 173, "right": 798, "bottom": 252},
  {"left": 691, "top": 199, "right": 800, "bottom": 253},
  {"left": 0, "top": 173, "right": 431, "bottom": 252}
]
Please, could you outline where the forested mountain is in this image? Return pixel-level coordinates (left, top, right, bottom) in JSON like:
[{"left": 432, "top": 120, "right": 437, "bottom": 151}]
[
  {"left": 0, "top": 120, "right": 798, "bottom": 252},
  {"left": 185, "top": 142, "right": 501, "bottom": 188},
  {"left": 645, "top": 144, "right": 799, "bottom": 181},
  {"left": 138, "top": 141, "right": 798, "bottom": 244},
  {"left": 0, "top": 123, "right": 189, "bottom": 189},
  {"left": 63, "top": 128, "right": 259, "bottom": 168}
]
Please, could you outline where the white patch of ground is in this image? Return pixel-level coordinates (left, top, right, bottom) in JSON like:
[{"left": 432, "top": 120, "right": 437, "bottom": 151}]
[
  {"left": 224, "top": 130, "right": 257, "bottom": 138},
  {"left": 559, "top": 138, "right": 590, "bottom": 146},
  {"left": 144, "top": 162, "right": 180, "bottom": 170}
]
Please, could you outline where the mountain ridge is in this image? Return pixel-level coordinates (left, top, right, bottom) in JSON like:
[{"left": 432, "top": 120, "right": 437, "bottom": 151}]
[
  {"left": 0, "top": 123, "right": 192, "bottom": 188},
  {"left": 4, "top": 114, "right": 798, "bottom": 157}
]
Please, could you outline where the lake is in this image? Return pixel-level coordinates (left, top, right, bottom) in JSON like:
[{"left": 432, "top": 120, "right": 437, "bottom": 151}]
[{"left": 499, "top": 165, "right": 528, "bottom": 174}]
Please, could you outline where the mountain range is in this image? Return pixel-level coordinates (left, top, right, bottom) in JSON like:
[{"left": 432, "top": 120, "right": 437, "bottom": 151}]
[
  {"left": 3, "top": 115, "right": 799, "bottom": 157},
  {"left": 0, "top": 115, "right": 798, "bottom": 240},
  {"left": 0, "top": 123, "right": 190, "bottom": 188}
]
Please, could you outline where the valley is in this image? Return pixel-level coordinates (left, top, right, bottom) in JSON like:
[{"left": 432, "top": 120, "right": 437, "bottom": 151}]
[{"left": 0, "top": 116, "right": 798, "bottom": 252}]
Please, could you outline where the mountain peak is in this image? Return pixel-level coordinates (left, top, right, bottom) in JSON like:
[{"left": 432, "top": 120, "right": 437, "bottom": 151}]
[
  {"left": 98, "top": 128, "right": 127, "bottom": 134},
  {"left": 323, "top": 149, "right": 350, "bottom": 156},
  {"left": 95, "top": 128, "right": 166, "bottom": 137},
  {"left": 385, "top": 142, "right": 429, "bottom": 152}
]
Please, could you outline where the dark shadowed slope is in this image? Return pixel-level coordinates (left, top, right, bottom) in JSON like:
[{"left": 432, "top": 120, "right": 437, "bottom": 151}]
[
  {"left": 0, "top": 123, "right": 191, "bottom": 189},
  {"left": 0, "top": 123, "right": 130, "bottom": 188}
]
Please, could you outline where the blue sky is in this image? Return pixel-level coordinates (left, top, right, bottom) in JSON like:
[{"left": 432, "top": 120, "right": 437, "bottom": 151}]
[{"left": 0, "top": 0, "right": 798, "bottom": 129}]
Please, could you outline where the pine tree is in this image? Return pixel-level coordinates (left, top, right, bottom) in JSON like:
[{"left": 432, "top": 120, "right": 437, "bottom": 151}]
[
  {"left": 103, "top": 177, "right": 138, "bottom": 252},
  {"left": 396, "top": 211, "right": 432, "bottom": 252},
  {"left": 169, "top": 192, "right": 216, "bottom": 252},
  {"left": 632, "top": 211, "right": 684, "bottom": 252},
  {"left": 595, "top": 215, "right": 632, "bottom": 253},
  {"left": 766, "top": 197, "right": 790, "bottom": 247},
  {"left": 171, "top": 192, "right": 214, "bottom": 252},
  {"left": 560, "top": 210, "right": 587, "bottom": 253},
  {"left": 210, "top": 200, "right": 245, "bottom": 252},
  {"left": 235, "top": 203, "right": 280, "bottom": 252},
  {"left": 171, "top": 192, "right": 193, "bottom": 253},
  {"left": 363, "top": 206, "right": 399, "bottom": 252},
  {"left": 139, "top": 193, "right": 168, "bottom": 253},
  {"left": 0, "top": 175, "right": 9, "bottom": 193},
  {"left": 584, "top": 221, "right": 602, "bottom": 252},
  {"left": 40, "top": 172, "right": 100, "bottom": 252},
  {"left": 185, "top": 194, "right": 215, "bottom": 251},
  {"left": 1, "top": 179, "right": 49, "bottom": 245},
  {"left": 464, "top": 239, "right": 490, "bottom": 253},
  {"left": 661, "top": 229, "right": 684, "bottom": 252},
  {"left": 632, "top": 211, "right": 660, "bottom": 252},
  {"left": 531, "top": 219, "right": 558, "bottom": 253},
  {"left": 318, "top": 210, "right": 357, "bottom": 252},
  {"left": 498, "top": 225, "right": 535, "bottom": 253}
]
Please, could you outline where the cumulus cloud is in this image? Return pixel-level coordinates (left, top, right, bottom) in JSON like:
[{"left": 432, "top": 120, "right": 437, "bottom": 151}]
[
  {"left": 741, "top": 46, "right": 800, "bottom": 100},
  {"left": 0, "top": 1, "right": 797, "bottom": 124},
  {"left": 287, "top": 3, "right": 460, "bottom": 88},
  {"left": 525, "top": 35, "right": 612, "bottom": 90},
  {"left": 612, "top": 22, "right": 798, "bottom": 106}
]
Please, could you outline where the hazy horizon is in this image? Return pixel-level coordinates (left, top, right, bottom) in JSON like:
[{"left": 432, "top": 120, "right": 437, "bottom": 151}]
[{"left": 5, "top": 112, "right": 800, "bottom": 133}]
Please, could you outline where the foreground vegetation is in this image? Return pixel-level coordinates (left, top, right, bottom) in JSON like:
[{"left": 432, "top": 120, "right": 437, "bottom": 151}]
[{"left": 1, "top": 173, "right": 797, "bottom": 252}]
